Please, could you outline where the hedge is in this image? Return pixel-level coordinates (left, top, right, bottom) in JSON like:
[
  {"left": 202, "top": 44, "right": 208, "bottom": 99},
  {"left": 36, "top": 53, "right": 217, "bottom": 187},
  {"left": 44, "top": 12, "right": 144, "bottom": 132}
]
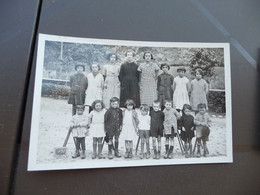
[
  {"left": 207, "top": 90, "right": 225, "bottom": 113},
  {"left": 42, "top": 83, "right": 70, "bottom": 99}
]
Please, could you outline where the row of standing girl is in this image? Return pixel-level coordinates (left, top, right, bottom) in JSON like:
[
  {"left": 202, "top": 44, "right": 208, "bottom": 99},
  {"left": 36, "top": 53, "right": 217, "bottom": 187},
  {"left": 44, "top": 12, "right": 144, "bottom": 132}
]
[
  {"left": 70, "top": 97, "right": 211, "bottom": 160},
  {"left": 68, "top": 50, "right": 209, "bottom": 116}
]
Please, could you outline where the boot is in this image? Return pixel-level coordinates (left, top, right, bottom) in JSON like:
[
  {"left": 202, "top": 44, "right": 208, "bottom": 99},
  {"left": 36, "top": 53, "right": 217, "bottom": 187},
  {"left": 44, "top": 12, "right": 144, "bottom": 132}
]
[
  {"left": 72, "top": 150, "right": 80, "bottom": 158},
  {"left": 157, "top": 146, "right": 161, "bottom": 160},
  {"left": 146, "top": 143, "right": 150, "bottom": 159},
  {"left": 203, "top": 148, "right": 207, "bottom": 157},
  {"left": 156, "top": 150, "right": 161, "bottom": 160},
  {"left": 164, "top": 145, "right": 169, "bottom": 159},
  {"left": 114, "top": 141, "right": 121, "bottom": 158},
  {"left": 196, "top": 144, "right": 201, "bottom": 158},
  {"left": 124, "top": 149, "right": 129, "bottom": 158},
  {"left": 81, "top": 150, "right": 86, "bottom": 159},
  {"left": 168, "top": 146, "right": 174, "bottom": 159},
  {"left": 108, "top": 144, "right": 113, "bottom": 159},
  {"left": 140, "top": 143, "right": 144, "bottom": 159},
  {"left": 203, "top": 143, "right": 207, "bottom": 157},
  {"left": 92, "top": 143, "right": 97, "bottom": 159},
  {"left": 153, "top": 149, "right": 157, "bottom": 159},
  {"left": 98, "top": 143, "right": 103, "bottom": 159},
  {"left": 189, "top": 143, "right": 193, "bottom": 157},
  {"left": 185, "top": 143, "right": 189, "bottom": 158},
  {"left": 129, "top": 148, "right": 133, "bottom": 158}
]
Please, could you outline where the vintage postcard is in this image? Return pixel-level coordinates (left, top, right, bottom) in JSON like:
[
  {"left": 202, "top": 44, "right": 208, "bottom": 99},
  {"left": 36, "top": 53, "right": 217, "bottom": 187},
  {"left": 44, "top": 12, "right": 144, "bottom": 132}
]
[{"left": 28, "top": 34, "right": 232, "bottom": 171}]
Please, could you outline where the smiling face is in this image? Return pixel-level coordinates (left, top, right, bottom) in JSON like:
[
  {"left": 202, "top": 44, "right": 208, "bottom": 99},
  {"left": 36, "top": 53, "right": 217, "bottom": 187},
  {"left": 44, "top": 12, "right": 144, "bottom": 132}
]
[
  {"left": 95, "top": 103, "right": 102, "bottom": 112},
  {"left": 144, "top": 53, "right": 152, "bottom": 62},
  {"left": 111, "top": 101, "right": 119, "bottom": 109},
  {"left": 110, "top": 54, "right": 116, "bottom": 63},
  {"left": 92, "top": 64, "right": 99, "bottom": 73}
]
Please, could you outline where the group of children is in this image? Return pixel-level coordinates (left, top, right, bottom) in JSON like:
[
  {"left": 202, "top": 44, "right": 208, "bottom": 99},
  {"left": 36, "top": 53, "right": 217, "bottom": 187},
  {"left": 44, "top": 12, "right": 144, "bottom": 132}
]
[
  {"left": 70, "top": 97, "right": 211, "bottom": 160},
  {"left": 67, "top": 51, "right": 211, "bottom": 160}
]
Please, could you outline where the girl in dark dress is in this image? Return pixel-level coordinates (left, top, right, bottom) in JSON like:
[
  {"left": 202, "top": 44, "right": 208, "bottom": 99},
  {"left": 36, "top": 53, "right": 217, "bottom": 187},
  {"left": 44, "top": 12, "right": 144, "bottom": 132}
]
[
  {"left": 157, "top": 63, "right": 174, "bottom": 110},
  {"left": 179, "top": 104, "right": 195, "bottom": 158},
  {"left": 118, "top": 50, "right": 140, "bottom": 108},
  {"left": 68, "top": 64, "right": 88, "bottom": 115}
]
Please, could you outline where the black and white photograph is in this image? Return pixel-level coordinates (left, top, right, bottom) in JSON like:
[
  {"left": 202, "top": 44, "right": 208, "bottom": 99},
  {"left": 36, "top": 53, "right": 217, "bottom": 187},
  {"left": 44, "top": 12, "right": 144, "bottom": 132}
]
[{"left": 28, "top": 34, "right": 232, "bottom": 171}]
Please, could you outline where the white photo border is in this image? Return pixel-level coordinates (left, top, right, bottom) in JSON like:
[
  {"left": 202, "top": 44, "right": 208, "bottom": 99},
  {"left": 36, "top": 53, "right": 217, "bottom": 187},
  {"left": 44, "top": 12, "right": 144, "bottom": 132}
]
[{"left": 28, "top": 33, "right": 232, "bottom": 171}]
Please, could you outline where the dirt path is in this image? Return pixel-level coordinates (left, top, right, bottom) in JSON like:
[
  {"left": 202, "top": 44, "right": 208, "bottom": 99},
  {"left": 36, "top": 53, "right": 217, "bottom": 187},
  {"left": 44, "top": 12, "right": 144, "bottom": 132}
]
[{"left": 36, "top": 97, "right": 227, "bottom": 165}]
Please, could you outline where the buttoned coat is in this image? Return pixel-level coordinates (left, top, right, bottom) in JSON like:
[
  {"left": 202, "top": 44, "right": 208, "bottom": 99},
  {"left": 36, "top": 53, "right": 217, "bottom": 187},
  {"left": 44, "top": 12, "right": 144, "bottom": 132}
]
[{"left": 68, "top": 72, "right": 88, "bottom": 105}]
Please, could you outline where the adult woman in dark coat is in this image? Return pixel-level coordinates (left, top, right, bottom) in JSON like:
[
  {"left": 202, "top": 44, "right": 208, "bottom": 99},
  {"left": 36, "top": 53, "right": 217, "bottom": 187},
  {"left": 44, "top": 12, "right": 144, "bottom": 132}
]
[
  {"left": 118, "top": 50, "right": 140, "bottom": 107},
  {"left": 68, "top": 64, "right": 88, "bottom": 115}
]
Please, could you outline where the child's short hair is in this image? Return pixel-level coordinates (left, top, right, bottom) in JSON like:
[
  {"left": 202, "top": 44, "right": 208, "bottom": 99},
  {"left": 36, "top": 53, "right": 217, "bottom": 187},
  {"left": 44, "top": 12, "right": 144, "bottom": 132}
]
[
  {"left": 91, "top": 100, "right": 104, "bottom": 110},
  {"left": 182, "top": 104, "right": 192, "bottom": 111},
  {"left": 75, "top": 64, "right": 86, "bottom": 71},
  {"left": 140, "top": 104, "right": 149, "bottom": 112},
  {"left": 107, "top": 53, "right": 118, "bottom": 61},
  {"left": 76, "top": 105, "right": 85, "bottom": 110},
  {"left": 90, "top": 62, "right": 101, "bottom": 70},
  {"left": 164, "top": 99, "right": 172, "bottom": 105},
  {"left": 177, "top": 66, "right": 186, "bottom": 73},
  {"left": 160, "top": 63, "right": 170, "bottom": 70},
  {"left": 153, "top": 100, "right": 160, "bottom": 106},
  {"left": 195, "top": 68, "right": 204, "bottom": 76},
  {"left": 197, "top": 103, "right": 207, "bottom": 110},
  {"left": 110, "top": 97, "right": 119, "bottom": 103},
  {"left": 125, "top": 99, "right": 135, "bottom": 107},
  {"left": 125, "top": 49, "right": 135, "bottom": 57},
  {"left": 143, "top": 52, "right": 153, "bottom": 59}
]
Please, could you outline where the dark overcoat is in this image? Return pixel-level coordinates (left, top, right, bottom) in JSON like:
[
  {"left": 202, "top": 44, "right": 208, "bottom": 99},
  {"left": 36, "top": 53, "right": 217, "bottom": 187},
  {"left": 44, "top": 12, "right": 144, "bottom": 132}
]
[
  {"left": 68, "top": 72, "right": 88, "bottom": 105},
  {"left": 118, "top": 61, "right": 140, "bottom": 107},
  {"left": 104, "top": 108, "right": 123, "bottom": 137}
]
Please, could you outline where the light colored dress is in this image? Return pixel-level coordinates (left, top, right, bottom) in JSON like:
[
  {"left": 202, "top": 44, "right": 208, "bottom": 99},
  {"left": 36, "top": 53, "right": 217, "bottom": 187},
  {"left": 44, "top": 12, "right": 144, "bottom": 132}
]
[
  {"left": 121, "top": 109, "right": 137, "bottom": 140},
  {"left": 173, "top": 76, "right": 190, "bottom": 110},
  {"left": 70, "top": 114, "right": 88, "bottom": 138},
  {"left": 102, "top": 64, "right": 121, "bottom": 108},
  {"left": 138, "top": 62, "right": 159, "bottom": 106},
  {"left": 88, "top": 109, "right": 106, "bottom": 137},
  {"left": 190, "top": 78, "right": 208, "bottom": 111},
  {"left": 85, "top": 72, "right": 104, "bottom": 106}
]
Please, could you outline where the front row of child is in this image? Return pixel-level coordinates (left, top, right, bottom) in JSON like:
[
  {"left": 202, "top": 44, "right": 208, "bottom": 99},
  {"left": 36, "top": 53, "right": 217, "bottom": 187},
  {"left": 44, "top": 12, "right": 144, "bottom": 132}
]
[{"left": 69, "top": 97, "right": 210, "bottom": 160}]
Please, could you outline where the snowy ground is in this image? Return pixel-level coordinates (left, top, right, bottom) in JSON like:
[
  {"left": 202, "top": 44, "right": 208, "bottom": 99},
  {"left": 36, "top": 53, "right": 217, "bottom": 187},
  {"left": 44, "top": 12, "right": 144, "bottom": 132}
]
[{"left": 36, "top": 97, "right": 227, "bottom": 165}]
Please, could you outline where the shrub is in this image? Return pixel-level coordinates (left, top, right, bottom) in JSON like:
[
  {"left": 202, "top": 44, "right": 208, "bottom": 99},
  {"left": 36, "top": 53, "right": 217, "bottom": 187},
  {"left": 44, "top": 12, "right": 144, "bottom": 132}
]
[
  {"left": 42, "top": 83, "right": 70, "bottom": 98},
  {"left": 207, "top": 90, "right": 225, "bottom": 113}
]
